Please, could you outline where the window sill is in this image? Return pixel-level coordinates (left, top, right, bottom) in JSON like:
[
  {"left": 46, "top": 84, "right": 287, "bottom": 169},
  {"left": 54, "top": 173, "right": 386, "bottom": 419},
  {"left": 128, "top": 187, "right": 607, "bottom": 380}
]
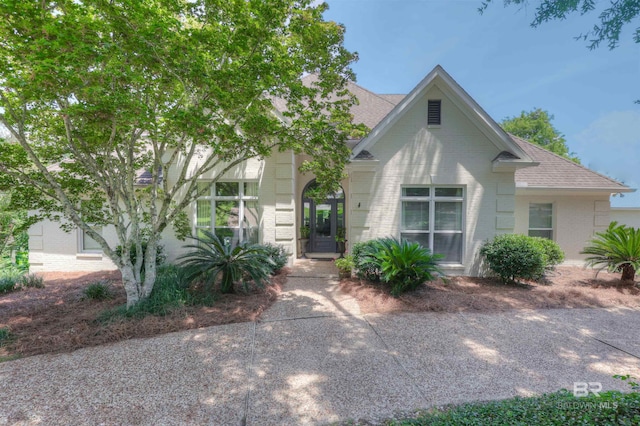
[
  {"left": 439, "top": 263, "right": 465, "bottom": 274},
  {"left": 427, "top": 124, "right": 441, "bottom": 129},
  {"left": 76, "top": 252, "right": 103, "bottom": 260}
]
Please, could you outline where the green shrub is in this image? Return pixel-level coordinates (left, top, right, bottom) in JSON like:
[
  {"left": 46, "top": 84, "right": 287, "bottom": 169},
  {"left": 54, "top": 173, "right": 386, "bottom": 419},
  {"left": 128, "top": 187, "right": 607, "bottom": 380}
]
[
  {"left": 14, "top": 250, "right": 29, "bottom": 271},
  {"left": 532, "top": 237, "right": 565, "bottom": 267},
  {"left": 352, "top": 240, "right": 383, "bottom": 282},
  {"left": 83, "top": 280, "right": 114, "bottom": 301},
  {"left": 19, "top": 273, "right": 44, "bottom": 289},
  {"left": 582, "top": 221, "right": 640, "bottom": 281},
  {"left": 356, "top": 237, "right": 442, "bottom": 296},
  {"left": 480, "top": 234, "right": 548, "bottom": 283},
  {"left": 334, "top": 255, "right": 354, "bottom": 272},
  {"left": 260, "top": 243, "right": 288, "bottom": 273},
  {"left": 386, "top": 389, "right": 640, "bottom": 425},
  {"left": 178, "top": 230, "right": 275, "bottom": 294}
]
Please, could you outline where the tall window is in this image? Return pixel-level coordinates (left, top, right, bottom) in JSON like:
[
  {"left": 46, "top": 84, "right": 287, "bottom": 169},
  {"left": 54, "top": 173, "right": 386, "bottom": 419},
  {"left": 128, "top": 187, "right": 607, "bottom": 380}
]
[
  {"left": 529, "top": 203, "right": 553, "bottom": 239},
  {"left": 196, "top": 181, "right": 259, "bottom": 246},
  {"left": 401, "top": 186, "right": 463, "bottom": 263}
]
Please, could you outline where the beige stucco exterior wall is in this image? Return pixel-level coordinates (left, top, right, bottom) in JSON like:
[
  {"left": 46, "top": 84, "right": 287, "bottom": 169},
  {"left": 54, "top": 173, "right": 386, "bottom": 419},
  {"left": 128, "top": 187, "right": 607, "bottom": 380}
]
[
  {"left": 348, "top": 84, "right": 517, "bottom": 275},
  {"left": 29, "top": 147, "right": 301, "bottom": 272},
  {"left": 610, "top": 207, "right": 640, "bottom": 229},
  {"left": 514, "top": 193, "right": 611, "bottom": 265},
  {"left": 29, "top": 221, "right": 119, "bottom": 273}
]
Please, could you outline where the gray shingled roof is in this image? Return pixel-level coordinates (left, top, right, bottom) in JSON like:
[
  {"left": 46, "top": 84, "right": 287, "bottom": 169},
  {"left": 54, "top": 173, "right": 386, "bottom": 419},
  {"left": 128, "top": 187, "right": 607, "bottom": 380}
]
[
  {"left": 378, "top": 94, "right": 405, "bottom": 105},
  {"left": 346, "top": 83, "right": 402, "bottom": 129},
  {"left": 271, "top": 75, "right": 402, "bottom": 130},
  {"left": 272, "top": 77, "right": 630, "bottom": 193},
  {"left": 512, "top": 135, "right": 628, "bottom": 191}
]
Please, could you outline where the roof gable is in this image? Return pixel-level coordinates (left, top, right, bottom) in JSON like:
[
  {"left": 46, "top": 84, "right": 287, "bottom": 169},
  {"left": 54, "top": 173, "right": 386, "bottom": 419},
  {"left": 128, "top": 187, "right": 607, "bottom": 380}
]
[{"left": 351, "top": 65, "right": 534, "bottom": 165}]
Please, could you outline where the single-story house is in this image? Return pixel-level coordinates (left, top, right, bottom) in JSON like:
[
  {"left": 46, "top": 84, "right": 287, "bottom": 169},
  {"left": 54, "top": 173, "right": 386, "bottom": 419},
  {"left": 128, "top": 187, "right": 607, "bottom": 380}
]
[{"left": 28, "top": 65, "right": 634, "bottom": 275}]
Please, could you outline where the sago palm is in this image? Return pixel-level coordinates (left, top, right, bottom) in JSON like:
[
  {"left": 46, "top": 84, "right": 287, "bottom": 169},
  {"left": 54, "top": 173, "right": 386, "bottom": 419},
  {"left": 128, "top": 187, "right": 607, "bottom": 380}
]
[
  {"left": 366, "top": 237, "right": 443, "bottom": 296},
  {"left": 581, "top": 222, "right": 640, "bottom": 282},
  {"left": 178, "top": 230, "right": 275, "bottom": 294}
]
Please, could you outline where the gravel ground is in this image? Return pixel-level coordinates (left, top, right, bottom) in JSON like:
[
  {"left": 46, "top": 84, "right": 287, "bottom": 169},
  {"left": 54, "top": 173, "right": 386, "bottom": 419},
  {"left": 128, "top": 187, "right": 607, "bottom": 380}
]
[{"left": 1, "top": 260, "right": 639, "bottom": 425}]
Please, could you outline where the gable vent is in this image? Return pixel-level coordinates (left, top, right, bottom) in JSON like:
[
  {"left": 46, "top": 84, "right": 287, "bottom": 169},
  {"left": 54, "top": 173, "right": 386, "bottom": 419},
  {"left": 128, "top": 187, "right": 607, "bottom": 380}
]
[{"left": 427, "top": 100, "right": 441, "bottom": 125}]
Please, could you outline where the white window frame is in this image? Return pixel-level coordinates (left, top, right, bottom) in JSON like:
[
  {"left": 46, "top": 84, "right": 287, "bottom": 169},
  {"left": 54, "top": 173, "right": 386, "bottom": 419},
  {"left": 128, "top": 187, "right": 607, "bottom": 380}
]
[
  {"left": 528, "top": 202, "right": 554, "bottom": 240},
  {"left": 194, "top": 181, "right": 259, "bottom": 244},
  {"left": 400, "top": 185, "right": 465, "bottom": 264}
]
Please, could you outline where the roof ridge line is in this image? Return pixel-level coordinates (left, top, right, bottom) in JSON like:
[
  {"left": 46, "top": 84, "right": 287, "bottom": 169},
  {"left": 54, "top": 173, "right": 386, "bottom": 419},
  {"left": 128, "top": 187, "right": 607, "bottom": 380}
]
[{"left": 347, "top": 80, "right": 399, "bottom": 107}]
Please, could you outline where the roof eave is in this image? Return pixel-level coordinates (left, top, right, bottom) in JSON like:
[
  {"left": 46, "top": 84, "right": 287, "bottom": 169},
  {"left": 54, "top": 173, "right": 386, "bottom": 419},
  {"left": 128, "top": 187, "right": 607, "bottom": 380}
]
[
  {"left": 347, "top": 158, "right": 380, "bottom": 170},
  {"left": 492, "top": 159, "right": 539, "bottom": 172},
  {"left": 515, "top": 185, "right": 635, "bottom": 194}
]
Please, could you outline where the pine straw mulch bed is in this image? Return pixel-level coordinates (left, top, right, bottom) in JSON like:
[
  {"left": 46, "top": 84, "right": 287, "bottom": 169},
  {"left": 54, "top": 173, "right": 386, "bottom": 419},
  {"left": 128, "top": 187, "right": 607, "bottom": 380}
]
[
  {"left": 339, "top": 266, "right": 640, "bottom": 315},
  {"left": 0, "top": 269, "right": 288, "bottom": 360}
]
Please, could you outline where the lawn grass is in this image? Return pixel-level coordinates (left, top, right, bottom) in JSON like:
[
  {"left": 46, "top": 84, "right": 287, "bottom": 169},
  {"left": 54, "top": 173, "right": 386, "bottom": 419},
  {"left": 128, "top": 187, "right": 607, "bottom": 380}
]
[{"left": 383, "top": 390, "right": 640, "bottom": 425}]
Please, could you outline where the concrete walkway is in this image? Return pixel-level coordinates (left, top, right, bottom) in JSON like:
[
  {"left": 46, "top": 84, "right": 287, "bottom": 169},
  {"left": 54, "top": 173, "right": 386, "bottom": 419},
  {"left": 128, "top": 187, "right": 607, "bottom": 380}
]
[{"left": 1, "top": 260, "right": 640, "bottom": 425}]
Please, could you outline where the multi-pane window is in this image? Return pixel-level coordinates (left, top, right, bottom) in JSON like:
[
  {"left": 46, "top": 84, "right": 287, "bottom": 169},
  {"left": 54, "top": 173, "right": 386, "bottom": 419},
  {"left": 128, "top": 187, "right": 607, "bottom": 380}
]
[
  {"left": 196, "top": 181, "right": 259, "bottom": 246},
  {"left": 401, "top": 186, "right": 463, "bottom": 263},
  {"left": 528, "top": 203, "right": 553, "bottom": 239}
]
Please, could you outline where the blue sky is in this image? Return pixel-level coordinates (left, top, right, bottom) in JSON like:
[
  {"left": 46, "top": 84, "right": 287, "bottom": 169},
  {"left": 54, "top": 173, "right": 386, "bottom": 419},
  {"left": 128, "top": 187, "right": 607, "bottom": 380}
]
[{"left": 323, "top": 0, "right": 640, "bottom": 207}]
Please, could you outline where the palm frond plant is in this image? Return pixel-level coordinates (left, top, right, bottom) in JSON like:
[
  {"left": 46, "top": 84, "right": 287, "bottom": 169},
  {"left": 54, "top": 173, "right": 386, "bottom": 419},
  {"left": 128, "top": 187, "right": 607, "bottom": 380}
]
[
  {"left": 361, "top": 237, "right": 443, "bottom": 296},
  {"left": 378, "top": 237, "right": 444, "bottom": 295},
  {"left": 581, "top": 222, "right": 640, "bottom": 282},
  {"left": 178, "top": 230, "right": 275, "bottom": 294}
]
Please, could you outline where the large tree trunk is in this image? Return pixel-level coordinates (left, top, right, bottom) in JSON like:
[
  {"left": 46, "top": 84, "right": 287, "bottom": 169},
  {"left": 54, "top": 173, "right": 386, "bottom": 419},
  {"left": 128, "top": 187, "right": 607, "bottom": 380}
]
[
  {"left": 621, "top": 264, "right": 636, "bottom": 282},
  {"left": 121, "top": 263, "right": 143, "bottom": 307},
  {"left": 141, "top": 239, "right": 158, "bottom": 299},
  {"left": 119, "top": 240, "right": 159, "bottom": 307}
]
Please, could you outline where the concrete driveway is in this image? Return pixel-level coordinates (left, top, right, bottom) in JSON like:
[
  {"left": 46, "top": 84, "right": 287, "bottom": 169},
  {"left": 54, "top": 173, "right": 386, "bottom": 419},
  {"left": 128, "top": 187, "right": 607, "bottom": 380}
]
[{"left": 1, "top": 260, "right": 639, "bottom": 425}]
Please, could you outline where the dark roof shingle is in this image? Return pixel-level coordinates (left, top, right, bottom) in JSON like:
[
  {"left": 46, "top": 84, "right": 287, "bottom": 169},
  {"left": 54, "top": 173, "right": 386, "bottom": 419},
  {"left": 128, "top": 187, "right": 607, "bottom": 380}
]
[{"left": 512, "top": 135, "right": 628, "bottom": 191}]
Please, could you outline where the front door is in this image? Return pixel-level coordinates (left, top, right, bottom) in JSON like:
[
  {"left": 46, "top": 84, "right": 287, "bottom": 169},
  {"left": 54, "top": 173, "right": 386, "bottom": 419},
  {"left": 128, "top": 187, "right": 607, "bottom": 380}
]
[
  {"left": 311, "top": 200, "right": 337, "bottom": 252},
  {"left": 302, "top": 179, "right": 345, "bottom": 253}
]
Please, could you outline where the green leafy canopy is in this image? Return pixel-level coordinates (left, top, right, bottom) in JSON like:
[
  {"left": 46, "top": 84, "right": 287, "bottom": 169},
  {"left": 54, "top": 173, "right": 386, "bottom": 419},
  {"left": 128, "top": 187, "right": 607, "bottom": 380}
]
[
  {"left": 0, "top": 0, "right": 361, "bottom": 306},
  {"left": 480, "top": 0, "right": 640, "bottom": 50},
  {"left": 501, "top": 108, "right": 580, "bottom": 163}
]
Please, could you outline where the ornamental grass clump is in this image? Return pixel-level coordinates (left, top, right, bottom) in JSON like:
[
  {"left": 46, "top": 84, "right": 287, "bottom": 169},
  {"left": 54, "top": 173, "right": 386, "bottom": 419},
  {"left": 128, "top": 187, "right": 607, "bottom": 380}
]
[{"left": 83, "top": 280, "right": 114, "bottom": 301}]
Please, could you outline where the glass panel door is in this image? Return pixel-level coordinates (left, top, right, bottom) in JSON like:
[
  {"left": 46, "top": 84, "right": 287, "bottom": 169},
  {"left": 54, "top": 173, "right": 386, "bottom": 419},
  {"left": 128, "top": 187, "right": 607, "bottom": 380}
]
[
  {"left": 311, "top": 201, "right": 336, "bottom": 252},
  {"left": 302, "top": 179, "right": 345, "bottom": 254}
]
